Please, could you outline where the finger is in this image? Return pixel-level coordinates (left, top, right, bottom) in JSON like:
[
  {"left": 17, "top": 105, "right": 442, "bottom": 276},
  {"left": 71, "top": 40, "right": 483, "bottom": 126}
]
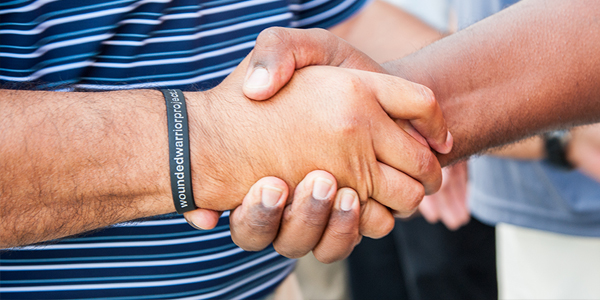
[
  {"left": 184, "top": 209, "right": 223, "bottom": 230},
  {"left": 312, "top": 188, "right": 360, "bottom": 264},
  {"left": 244, "top": 27, "right": 385, "bottom": 100},
  {"left": 436, "top": 193, "right": 464, "bottom": 231},
  {"left": 445, "top": 164, "right": 471, "bottom": 229},
  {"left": 396, "top": 119, "right": 428, "bottom": 147},
  {"left": 581, "top": 151, "right": 600, "bottom": 182},
  {"left": 359, "top": 198, "right": 395, "bottom": 239},
  {"left": 446, "top": 178, "right": 471, "bottom": 228},
  {"left": 229, "top": 177, "right": 288, "bottom": 251},
  {"left": 373, "top": 114, "right": 443, "bottom": 195},
  {"left": 358, "top": 69, "right": 452, "bottom": 154},
  {"left": 273, "top": 171, "right": 337, "bottom": 259},
  {"left": 418, "top": 196, "right": 441, "bottom": 224},
  {"left": 370, "top": 161, "right": 428, "bottom": 218}
]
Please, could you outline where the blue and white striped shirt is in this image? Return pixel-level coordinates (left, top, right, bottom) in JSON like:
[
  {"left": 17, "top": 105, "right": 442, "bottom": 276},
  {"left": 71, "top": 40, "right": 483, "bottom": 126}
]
[{"left": 0, "top": 0, "right": 367, "bottom": 298}]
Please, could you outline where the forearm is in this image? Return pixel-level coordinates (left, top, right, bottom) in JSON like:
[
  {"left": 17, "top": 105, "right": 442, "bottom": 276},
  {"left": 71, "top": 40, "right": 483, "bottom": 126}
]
[
  {"left": 385, "top": 0, "right": 600, "bottom": 166},
  {"left": 0, "top": 89, "right": 185, "bottom": 247}
]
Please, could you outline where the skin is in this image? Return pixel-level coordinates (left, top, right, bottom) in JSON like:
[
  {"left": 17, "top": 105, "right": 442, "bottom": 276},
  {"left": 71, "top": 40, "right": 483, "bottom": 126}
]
[
  {"left": 418, "top": 161, "right": 470, "bottom": 231},
  {"left": 0, "top": 54, "right": 447, "bottom": 248},
  {"left": 234, "top": 0, "right": 600, "bottom": 246},
  {"left": 490, "top": 124, "right": 600, "bottom": 180},
  {"left": 243, "top": 0, "right": 600, "bottom": 163},
  {"left": 422, "top": 123, "right": 600, "bottom": 231},
  {"left": 212, "top": 0, "right": 452, "bottom": 262}
]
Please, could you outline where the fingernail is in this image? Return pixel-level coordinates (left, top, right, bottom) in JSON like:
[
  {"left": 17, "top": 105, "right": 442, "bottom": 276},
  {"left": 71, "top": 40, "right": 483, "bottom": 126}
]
[
  {"left": 261, "top": 185, "right": 283, "bottom": 207},
  {"left": 312, "top": 177, "right": 333, "bottom": 200},
  {"left": 245, "top": 67, "right": 270, "bottom": 88},
  {"left": 340, "top": 192, "right": 356, "bottom": 211},
  {"left": 184, "top": 215, "right": 205, "bottom": 230}
]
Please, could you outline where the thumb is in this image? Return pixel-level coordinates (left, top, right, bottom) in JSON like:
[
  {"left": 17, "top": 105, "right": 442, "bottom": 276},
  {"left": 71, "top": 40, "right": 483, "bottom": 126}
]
[
  {"left": 183, "top": 209, "right": 223, "bottom": 230},
  {"left": 243, "top": 27, "right": 384, "bottom": 100}
]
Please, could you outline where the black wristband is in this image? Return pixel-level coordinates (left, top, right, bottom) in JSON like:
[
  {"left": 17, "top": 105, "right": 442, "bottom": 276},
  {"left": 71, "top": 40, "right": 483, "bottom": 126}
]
[{"left": 162, "top": 89, "right": 197, "bottom": 214}]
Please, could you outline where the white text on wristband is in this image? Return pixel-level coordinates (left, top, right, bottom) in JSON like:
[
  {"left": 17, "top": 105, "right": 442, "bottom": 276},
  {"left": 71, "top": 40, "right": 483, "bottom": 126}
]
[{"left": 162, "top": 89, "right": 197, "bottom": 214}]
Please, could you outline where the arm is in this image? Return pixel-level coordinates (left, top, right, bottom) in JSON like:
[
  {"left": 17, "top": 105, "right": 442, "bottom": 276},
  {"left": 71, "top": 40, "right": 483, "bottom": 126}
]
[
  {"left": 244, "top": 0, "right": 600, "bottom": 166},
  {"left": 0, "top": 89, "right": 175, "bottom": 247},
  {"left": 1, "top": 57, "right": 442, "bottom": 248},
  {"left": 385, "top": 0, "right": 600, "bottom": 165},
  {"left": 567, "top": 124, "right": 600, "bottom": 182},
  {"left": 489, "top": 124, "right": 600, "bottom": 184},
  {"left": 220, "top": 2, "right": 452, "bottom": 262}
]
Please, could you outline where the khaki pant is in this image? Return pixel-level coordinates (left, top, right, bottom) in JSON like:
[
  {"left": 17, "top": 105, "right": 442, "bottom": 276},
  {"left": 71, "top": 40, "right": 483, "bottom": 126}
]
[
  {"left": 268, "top": 252, "right": 350, "bottom": 300},
  {"left": 496, "top": 223, "right": 600, "bottom": 300}
]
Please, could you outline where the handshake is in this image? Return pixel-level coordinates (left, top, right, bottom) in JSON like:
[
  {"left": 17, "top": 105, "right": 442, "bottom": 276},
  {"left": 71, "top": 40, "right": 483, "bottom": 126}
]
[{"left": 183, "top": 28, "right": 453, "bottom": 263}]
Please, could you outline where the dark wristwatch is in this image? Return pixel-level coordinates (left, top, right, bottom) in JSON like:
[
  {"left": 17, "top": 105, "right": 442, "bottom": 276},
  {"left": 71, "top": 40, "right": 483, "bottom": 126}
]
[{"left": 543, "top": 130, "right": 574, "bottom": 170}]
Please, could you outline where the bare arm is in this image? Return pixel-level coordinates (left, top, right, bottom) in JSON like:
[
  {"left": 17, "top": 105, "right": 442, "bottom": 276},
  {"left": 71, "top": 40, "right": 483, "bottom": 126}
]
[
  {"left": 384, "top": 0, "right": 600, "bottom": 165},
  {"left": 0, "top": 89, "right": 175, "bottom": 247},
  {"left": 1, "top": 56, "right": 443, "bottom": 248},
  {"left": 244, "top": 0, "right": 600, "bottom": 167},
  {"left": 222, "top": 3, "right": 450, "bottom": 262}
]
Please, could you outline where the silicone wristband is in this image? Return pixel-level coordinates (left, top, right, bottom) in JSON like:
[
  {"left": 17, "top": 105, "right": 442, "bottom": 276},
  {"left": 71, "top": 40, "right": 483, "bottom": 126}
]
[{"left": 162, "top": 89, "right": 197, "bottom": 214}]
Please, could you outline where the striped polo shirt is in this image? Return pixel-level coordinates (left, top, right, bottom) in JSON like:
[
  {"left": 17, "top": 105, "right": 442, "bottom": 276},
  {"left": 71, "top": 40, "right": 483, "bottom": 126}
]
[{"left": 0, "top": 0, "right": 367, "bottom": 299}]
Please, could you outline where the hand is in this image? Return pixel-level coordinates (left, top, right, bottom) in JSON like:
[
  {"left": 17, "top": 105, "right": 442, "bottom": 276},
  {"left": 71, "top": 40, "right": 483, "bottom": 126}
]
[
  {"left": 417, "top": 161, "right": 470, "bottom": 230},
  {"left": 187, "top": 56, "right": 442, "bottom": 215},
  {"left": 184, "top": 29, "right": 447, "bottom": 262},
  {"left": 185, "top": 170, "right": 393, "bottom": 263},
  {"left": 567, "top": 124, "right": 600, "bottom": 182},
  {"left": 243, "top": 27, "right": 453, "bottom": 154}
]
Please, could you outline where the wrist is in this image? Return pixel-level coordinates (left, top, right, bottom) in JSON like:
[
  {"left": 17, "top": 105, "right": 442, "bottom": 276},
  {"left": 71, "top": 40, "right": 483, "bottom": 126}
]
[
  {"left": 182, "top": 90, "right": 214, "bottom": 210},
  {"left": 184, "top": 89, "right": 244, "bottom": 211},
  {"left": 543, "top": 130, "right": 574, "bottom": 170}
]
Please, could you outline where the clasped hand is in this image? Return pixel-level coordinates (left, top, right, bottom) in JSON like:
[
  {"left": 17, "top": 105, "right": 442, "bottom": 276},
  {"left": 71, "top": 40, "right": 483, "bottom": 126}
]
[{"left": 185, "top": 28, "right": 452, "bottom": 263}]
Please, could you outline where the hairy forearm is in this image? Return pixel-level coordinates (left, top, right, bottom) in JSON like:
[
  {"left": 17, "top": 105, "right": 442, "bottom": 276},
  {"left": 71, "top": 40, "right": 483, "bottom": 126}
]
[
  {"left": 385, "top": 0, "right": 600, "bottom": 166},
  {"left": 0, "top": 89, "right": 180, "bottom": 247}
]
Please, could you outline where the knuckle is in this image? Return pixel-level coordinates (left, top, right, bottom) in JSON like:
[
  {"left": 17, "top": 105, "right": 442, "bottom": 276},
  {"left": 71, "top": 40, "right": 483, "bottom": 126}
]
[
  {"left": 333, "top": 117, "right": 361, "bottom": 137},
  {"left": 417, "top": 85, "right": 437, "bottom": 111},
  {"left": 309, "top": 27, "right": 330, "bottom": 37},
  {"left": 379, "top": 216, "right": 395, "bottom": 236},
  {"left": 313, "top": 249, "right": 347, "bottom": 264},
  {"left": 308, "top": 28, "right": 339, "bottom": 47},
  {"left": 273, "top": 242, "right": 308, "bottom": 259},
  {"left": 405, "top": 183, "right": 425, "bottom": 211},
  {"left": 255, "top": 27, "right": 287, "bottom": 51},
  {"left": 414, "top": 148, "right": 440, "bottom": 179},
  {"left": 246, "top": 206, "right": 283, "bottom": 232},
  {"left": 246, "top": 218, "right": 280, "bottom": 235},
  {"left": 367, "top": 217, "right": 394, "bottom": 239},
  {"left": 297, "top": 211, "right": 330, "bottom": 229},
  {"left": 327, "top": 227, "right": 358, "bottom": 243},
  {"left": 345, "top": 73, "right": 363, "bottom": 92},
  {"left": 360, "top": 207, "right": 394, "bottom": 238},
  {"left": 290, "top": 196, "right": 334, "bottom": 229},
  {"left": 327, "top": 212, "right": 360, "bottom": 236},
  {"left": 231, "top": 234, "right": 267, "bottom": 252},
  {"left": 230, "top": 210, "right": 281, "bottom": 251}
]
